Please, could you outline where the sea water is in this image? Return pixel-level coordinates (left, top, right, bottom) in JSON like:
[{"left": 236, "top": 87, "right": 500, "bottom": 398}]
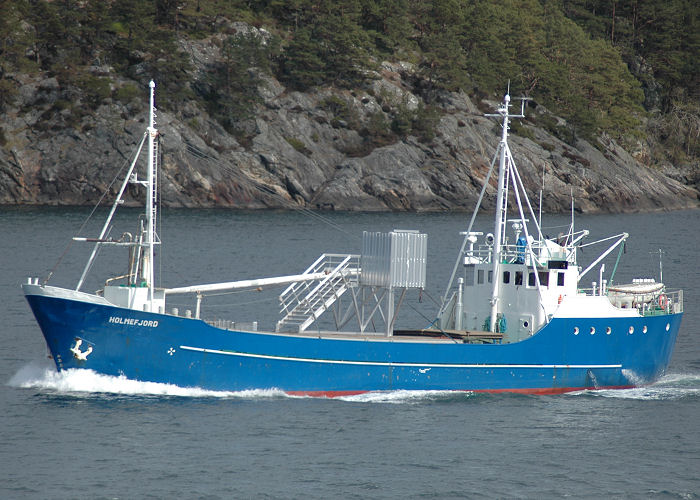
[{"left": 2, "top": 207, "right": 699, "bottom": 499}]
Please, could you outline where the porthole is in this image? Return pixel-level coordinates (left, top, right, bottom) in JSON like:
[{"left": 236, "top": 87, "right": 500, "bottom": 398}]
[
  {"left": 629, "top": 326, "right": 634, "bottom": 334},
  {"left": 606, "top": 327, "right": 611, "bottom": 335},
  {"left": 573, "top": 327, "right": 579, "bottom": 335},
  {"left": 523, "top": 321, "right": 529, "bottom": 328},
  {"left": 643, "top": 325, "right": 648, "bottom": 334},
  {"left": 666, "top": 323, "right": 670, "bottom": 331},
  {"left": 590, "top": 326, "right": 596, "bottom": 335}
]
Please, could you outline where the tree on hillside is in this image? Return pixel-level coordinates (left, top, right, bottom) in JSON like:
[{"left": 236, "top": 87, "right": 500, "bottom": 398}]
[
  {"left": 633, "top": 1, "right": 699, "bottom": 109},
  {"left": 27, "top": 0, "right": 83, "bottom": 68},
  {"left": 277, "top": 0, "right": 373, "bottom": 89},
  {"left": 433, "top": 0, "right": 645, "bottom": 139},
  {"left": 562, "top": 0, "right": 700, "bottom": 110},
  {"left": 203, "top": 30, "right": 279, "bottom": 130},
  {"left": 281, "top": 27, "right": 326, "bottom": 89},
  {"left": 110, "top": 0, "right": 155, "bottom": 61},
  {"left": 0, "top": 0, "right": 30, "bottom": 110},
  {"left": 108, "top": 1, "right": 191, "bottom": 106},
  {"left": 81, "top": 1, "right": 113, "bottom": 64},
  {"left": 359, "top": 0, "right": 413, "bottom": 55},
  {"left": 319, "top": 4, "right": 374, "bottom": 87},
  {"left": 413, "top": 0, "right": 470, "bottom": 94},
  {"left": 541, "top": 6, "right": 645, "bottom": 139},
  {"left": 458, "top": 0, "right": 520, "bottom": 91},
  {"left": 155, "top": 0, "right": 179, "bottom": 27},
  {"left": 650, "top": 90, "right": 700, "bottom": 164}
]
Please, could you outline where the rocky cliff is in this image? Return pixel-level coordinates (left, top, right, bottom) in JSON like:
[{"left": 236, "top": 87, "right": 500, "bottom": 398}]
[{"left": 1, "top": 34, "right": 698, "bottom": 214}]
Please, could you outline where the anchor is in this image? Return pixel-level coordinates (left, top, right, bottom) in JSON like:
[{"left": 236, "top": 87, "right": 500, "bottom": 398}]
[{"left": 70, "top": 338, "right": 93, "bottom": 361}]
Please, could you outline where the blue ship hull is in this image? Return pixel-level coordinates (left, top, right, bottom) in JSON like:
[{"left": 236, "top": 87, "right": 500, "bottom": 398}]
[{"left": 25, "top": 291, "right": 681, "bottom": 396}]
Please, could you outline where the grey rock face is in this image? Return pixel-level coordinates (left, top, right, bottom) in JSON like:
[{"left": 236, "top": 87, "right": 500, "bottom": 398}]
[{"left": 0, "top": 40, "right": 697, "bottom": 214}]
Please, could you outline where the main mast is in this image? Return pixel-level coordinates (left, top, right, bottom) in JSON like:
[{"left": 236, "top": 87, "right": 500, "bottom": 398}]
[
  {"left": 145, "top": 80, "right": 157, "bottom": 310},
  {"left": 488, "top": 94, "right": 511, "bottom": 332}
]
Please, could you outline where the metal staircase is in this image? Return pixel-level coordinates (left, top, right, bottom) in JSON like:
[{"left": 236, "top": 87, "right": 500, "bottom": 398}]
[{"left": 276, "top": 253, "right": 360, "bottom": 332}]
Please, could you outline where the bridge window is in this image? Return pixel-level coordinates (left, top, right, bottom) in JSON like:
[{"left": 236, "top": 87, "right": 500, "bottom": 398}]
[
  {"left": 464, "top": 265, "right": 474, "bottom": 286},
  {"left": 503, "top": 271, "right": 511, "bottom": 284},
  {"left": 558, "top": 272, "right": 565, "bottom": 286},
  {"left": 538, "top": 271, "right": 549, "bottom": 286},
  {"left": 488, "top": 270, "right": 493, "bottom": 283},
  {"left": 528, "top": 272, "right": 536, "bottom": 287},
  {"left": 515, "top": 271, "right": 523, "bottom": 285},
  {"left": 477, "top": 269, "right": 484, "bottom": 284}
]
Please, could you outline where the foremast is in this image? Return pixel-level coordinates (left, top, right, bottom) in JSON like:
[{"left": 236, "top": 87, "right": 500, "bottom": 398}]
[
  {"left": 74, "top": 80, "right": 160, "bottom": 312},
  {"left": 145, "top": 80, "right": 158, "bottom": 310}
]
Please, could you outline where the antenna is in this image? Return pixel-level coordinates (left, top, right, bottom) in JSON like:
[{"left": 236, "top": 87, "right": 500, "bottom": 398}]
[
  {"left": 650, "top": 248, "right": 665, "bottom": 283},
  {"left": 538, "top": 162, "right": 545, "bottom": 240},
  {"left": 570, "top": 187, "right": 574, "bottom": 245},
  {"left": 484, "top": 90, "right": 529, "bottom": 121}
]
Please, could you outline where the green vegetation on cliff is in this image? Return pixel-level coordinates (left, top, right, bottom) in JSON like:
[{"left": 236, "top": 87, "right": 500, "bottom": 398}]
[{"left": 0, "top": 0, "right": 697, "bottom": 164}]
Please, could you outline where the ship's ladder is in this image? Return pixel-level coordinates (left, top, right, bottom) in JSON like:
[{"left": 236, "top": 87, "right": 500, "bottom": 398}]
[
  {"left": 276, "top": 253, "right": 360, "bottom": 332},
  {"left": 151, "top": 137, "right": 159, "bottom": 230}
]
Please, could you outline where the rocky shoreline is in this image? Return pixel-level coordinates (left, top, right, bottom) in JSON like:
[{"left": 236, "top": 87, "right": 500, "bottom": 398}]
[{"left": 1, "top": 37, "right": 698, "bottom": 214}]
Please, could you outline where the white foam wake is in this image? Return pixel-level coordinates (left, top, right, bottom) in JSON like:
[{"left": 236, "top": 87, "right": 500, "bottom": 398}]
[
  {"left": 13, "top": 363, "right": 695, "bottom": 402},
  {"left": 338, "top": 389, "right": 474, "bottom": 404},
  {"left": 7, "top": 363, "right": 285, "bottom": 399},
  {"left": 569, "top": 373, "right": 700, "bottom": 400},
  {"left": 8, "top": 364, "right": 475, "bottom": 403}
]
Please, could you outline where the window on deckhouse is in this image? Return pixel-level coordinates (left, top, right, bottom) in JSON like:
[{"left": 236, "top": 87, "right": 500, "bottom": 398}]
[
  {"left": 465, "top": 265, "right": 474, "bottom": 286},
  {"left": 515, "top": 271, "right": 523, "bottom": 286}
]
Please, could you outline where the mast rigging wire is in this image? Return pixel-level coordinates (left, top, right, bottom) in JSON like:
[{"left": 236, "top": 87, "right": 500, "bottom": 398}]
[
  {"left": 182, "top": 142, "right": 356, "bottom": 239},
  {"left": 43, "top": 149, "right": 136, "bottom": 285}
]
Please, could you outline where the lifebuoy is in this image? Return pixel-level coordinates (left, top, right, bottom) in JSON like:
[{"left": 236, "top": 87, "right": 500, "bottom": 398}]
[{"left": 658, "top": 294, "right": 667, "bottom": 308}]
